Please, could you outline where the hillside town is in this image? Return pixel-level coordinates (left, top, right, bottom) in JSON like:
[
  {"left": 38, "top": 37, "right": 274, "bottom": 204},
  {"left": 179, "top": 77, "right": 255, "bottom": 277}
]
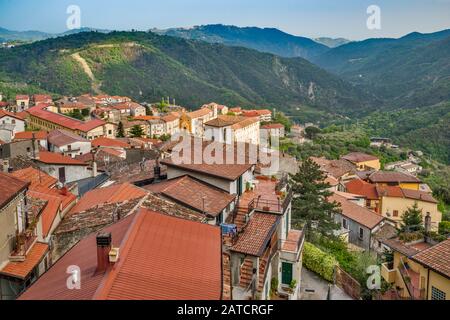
[{"left": 0, "top": 93, "right": 449, "bottom": 301}]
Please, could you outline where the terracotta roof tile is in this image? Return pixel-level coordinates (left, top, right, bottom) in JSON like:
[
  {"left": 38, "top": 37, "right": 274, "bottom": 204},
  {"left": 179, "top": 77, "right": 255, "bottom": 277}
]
[
  {"left": 14, "top": 131, "right": 49, "bottom": 140},
  {"left": 37, "top": 151, "right": 87, "bottom": 166},
  {"left": 188, "top": 108, "right": 212, "bottom": 119},
  {"left": 369, "top": 171, "right": 421, "bottom": 183},
  {"left": 311, "top": 156, "right": 356, "bottom": 179},
  {"left": 261, "top": 123, "right": 284, "bottom": 129},
  {"left": 11, "top": 167, "right": 57, "bottom": 189},
  {"left": 204, "top": 115, "right": 246, "bottom": 127},
  {"left": 345, "top": 179, "right": 379, "bottom": 200},
  {"left": 330, "top": 193, "right": 384, "bottom": 229},
  {"left": 48, "top": 129, "right": 89, "bottom": 146},
  {"left": 231, "top": 213, "right": 279, "bottom": 256},
  {"left": 412, "top": 239, "right": 450, "bottom": 278},
  {"left": 144, "top": 175, "right": 236, "bottom": 217},
  {"left": 28, "top": 191, "right": 62, "bottom": 237},
  {"left": 92, "top": 137, "right": 130, "bottom": 149},
  {"left": 0, "top": 242, "right": 48, "bottom": 279},
  {"left": 0, "top": 109, "right": 25, "bottom": 121},
  {"left": 0, "top": 172, "right": 29, "bottom": 210},
  {"left": 70, "top": 183, "right": 148, "bottom": 214},
  {"left": 342, "top": 152, "right": 379, "bottom": 163}
]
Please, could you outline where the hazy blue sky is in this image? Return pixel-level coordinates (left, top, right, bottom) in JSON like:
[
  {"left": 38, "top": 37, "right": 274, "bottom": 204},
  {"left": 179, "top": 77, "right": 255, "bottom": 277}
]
[{"left": 1, "top": 0, "right": 449, "bottom": 40}]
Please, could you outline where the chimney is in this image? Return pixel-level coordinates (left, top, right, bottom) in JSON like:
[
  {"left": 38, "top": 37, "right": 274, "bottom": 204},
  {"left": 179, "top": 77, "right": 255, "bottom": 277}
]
[
  {"left": 92, "top": 161, "right": 98, "bottom": 177},
  {"left": 2, "top": 159, "right": 9, "bottom": 173},
  {"left": 96, "top": 233, "right": 112, "bottom": 273}
]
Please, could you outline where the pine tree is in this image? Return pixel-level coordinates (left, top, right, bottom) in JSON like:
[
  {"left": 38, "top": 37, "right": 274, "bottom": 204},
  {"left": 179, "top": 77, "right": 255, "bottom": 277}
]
[
  {"left": 291, "top": 158, "right": 340, "bottom": 239},
  {"left": 116, "top": 121, "right": 125, "bottom": 138},
  {"left": 401, "top": 202, "right": 423, "bottom": 232},
  {"left": 129, "top": 124, "right": 144, "bottom": 138}
]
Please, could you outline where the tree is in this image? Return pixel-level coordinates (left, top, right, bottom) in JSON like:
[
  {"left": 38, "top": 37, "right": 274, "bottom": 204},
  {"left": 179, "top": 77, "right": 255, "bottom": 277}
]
[
  {"left": 400, "top": 202, "right": 423, "bottom": 232},
  {"left": 145, "top": 105, "right": 153, "bottom": 116},
  {"left": 116, "top": 121, "right": 125, "bottom": 138},
  {"left": 81, "top": 108, "right": 90, "bottom": 117},
  {"left": 291, "top": 158, "right": 341, "bottom": 239},
  {"left": 305, "top": 126, "right": 321, "bottom": 140},
  {"left": 129, "top": 125, "right": 144, "bottom": 138}
]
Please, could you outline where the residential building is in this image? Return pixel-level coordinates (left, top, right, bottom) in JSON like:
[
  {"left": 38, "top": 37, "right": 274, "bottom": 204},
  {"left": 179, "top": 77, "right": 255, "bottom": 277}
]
[
  {"left": 310, "top": 156, "right": 358, "bottom": 187},
  {"left": 0, "top": 172, "right": 50, "bottom": 300},
  {"left": 345, "top": 179, "right": 441, "bottom": 230},
  {"left": 179, "top": 108, "right": 217, "bottom": 137},
  {"left": 148, "top": 118, "right": 166, "bottom": 137},
  {"left": 32, "top": 95, "right": 52, "bottom": 106},
  {"left": 204, "top": 115, "right": 260, "bottom": 145},
  {"left": 35, "top": 151, "right": 91, "bottom": 184},
  {"left": 11, "top": 167, "right": 77, "bottom": 243},
  {"left": 330, "top": 192, "right": 384, "bottom": 251},
  {"left": 13, "top": 131, "right": 49, "bottom": 149},
  {"left": 161, "top": 140, "right": 256, "bottom": 196},
  {"left": 0, "top": 110, "right": 25, "bottom": 142},
  {"left": 380, "top": 238, "right": 450, "bottom": 300},
  {"left": 366, "top": 171, "right": 422, "bottom": 190},
  {"left": 19, "top": 208, "right": 223, "bottom": 300},
  {"left": 202, "top": 102, "right": 228, "bottom": 115},
  {"left": 144, "top": 175, "right": 237, "bottom": 225},
  {"left": 261, "top": 123, "right": 285, "bottom": 138},
  {"left": 341, "top": 152, "right": 381, "bottom": 171},
  {"left": 370, "top": 137, "right": 392, "bottom": 148},
  {"left": 47, "top": 129, "right": 92, "bottom": 158},
  {"left": 15, "top": 95, "right": 30, "bottom": 111},
  {"left": 225, "top": 175, "right": 303, "bottom": 300},
  {"left": 0, "top": 139, "right": 40, "bottom": 160},
  {"left": 27, "top": 104, "right": 116, "bottom": 140},
  {"left": 161, "top": 113, "right": 180, "bottom": 136},
  {"left": 241, "top": 109, "right": 272, "bottom": 122}
]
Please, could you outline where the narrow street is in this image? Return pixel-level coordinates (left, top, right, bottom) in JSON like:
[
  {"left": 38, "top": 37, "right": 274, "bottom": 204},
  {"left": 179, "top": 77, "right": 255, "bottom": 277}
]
[{"left": 299, "top": 268, "right": 353, "bottom": 300}]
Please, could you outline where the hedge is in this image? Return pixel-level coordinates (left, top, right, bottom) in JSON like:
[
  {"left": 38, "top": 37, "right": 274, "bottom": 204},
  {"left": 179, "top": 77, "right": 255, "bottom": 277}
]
[
  {"left": 438, "top": 221, "right": 450, "bottom": 235},
  {"left": 302, "top": 242, "right": 337, "bottom": 282}
]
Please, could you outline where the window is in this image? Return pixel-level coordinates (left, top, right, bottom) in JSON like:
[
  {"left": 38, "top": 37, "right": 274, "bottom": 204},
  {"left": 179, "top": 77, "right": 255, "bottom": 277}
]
[
  {"left": 393, "top": 210, "right": 399, "bottom": 217},
  {"left": 342, "top": 218, "right": 348, "bottom": 229},
  {"left": 359, "top": 227, "right": 364, "bottom": 239},
  {"left": 431, "top": 287, "right": 446, "bottom": 300}
]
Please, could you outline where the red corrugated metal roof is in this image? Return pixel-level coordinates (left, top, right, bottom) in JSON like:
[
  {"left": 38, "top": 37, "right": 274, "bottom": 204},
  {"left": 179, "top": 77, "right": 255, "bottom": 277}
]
[
  {"left": 95, "top": 209, "right": 222, "bottom": 300},
  {"left": 19, "top": 209, "right": 222, "bottom": 300}
]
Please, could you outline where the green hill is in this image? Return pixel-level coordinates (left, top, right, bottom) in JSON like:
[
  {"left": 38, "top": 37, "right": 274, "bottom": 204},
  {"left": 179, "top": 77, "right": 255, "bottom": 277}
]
[
  {"left": 312, "top": 30, "right": 450, "bottom": 109},
  {"left": 0, "top": 31, "right": 374, "bottom": 114},
  {"left": 153, "top": 24, "right": 329, "bottom": 60}
]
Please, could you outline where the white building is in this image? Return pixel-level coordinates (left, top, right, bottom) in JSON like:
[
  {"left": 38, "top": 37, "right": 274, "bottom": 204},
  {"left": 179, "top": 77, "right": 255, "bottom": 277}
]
[
  {"left": 36, "top": 151, "right": 91, "bottom": 184},
  {"left": 204, "top": 115, "right": 260, "bottom": 145},
  {"left": 47, "top": 129, "right": 92, "bottom": 158},
  {"left": 0, "top": 110, "right": 25, "bottom": 142}
]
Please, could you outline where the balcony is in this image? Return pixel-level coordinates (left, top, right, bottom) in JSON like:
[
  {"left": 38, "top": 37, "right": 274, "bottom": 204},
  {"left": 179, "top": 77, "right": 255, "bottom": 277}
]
[
  {"left": 280, "top": 229, "right": 304, "bottom": 262},
  {"left": 399, "top": 260, "right": 425, "bottom": 300},
  {"left": 9, "top": 232, "right": 37, "bottom": 261},
  {"left": 381, "top": 262, "right": 396, "bottom": 284}
]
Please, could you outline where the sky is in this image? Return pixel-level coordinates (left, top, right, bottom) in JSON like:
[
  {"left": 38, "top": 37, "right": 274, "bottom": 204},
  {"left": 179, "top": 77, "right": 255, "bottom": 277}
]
[{"left": 0, "top": 0, "right": 449, "bottom": 40}]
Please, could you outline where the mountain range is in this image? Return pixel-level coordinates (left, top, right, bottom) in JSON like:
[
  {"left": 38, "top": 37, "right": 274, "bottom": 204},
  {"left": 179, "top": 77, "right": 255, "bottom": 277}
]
[{"left": 0, "top": 31, "right": 373, "bottom": 117}]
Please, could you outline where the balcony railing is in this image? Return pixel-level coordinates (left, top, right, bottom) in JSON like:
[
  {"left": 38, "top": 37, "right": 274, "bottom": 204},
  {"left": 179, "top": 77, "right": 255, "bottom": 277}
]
[
  {"left": 254, "top": 187, "right": 293, "bottom": 214},
  {"left": 399, "top": 260, "right": 425, "bottom": 300}
]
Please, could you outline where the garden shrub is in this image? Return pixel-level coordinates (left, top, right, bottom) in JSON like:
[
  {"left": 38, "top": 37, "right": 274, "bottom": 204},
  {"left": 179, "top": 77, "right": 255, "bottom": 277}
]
[{"left": 303, "top": 242, "right": 337, "bottom": 282}]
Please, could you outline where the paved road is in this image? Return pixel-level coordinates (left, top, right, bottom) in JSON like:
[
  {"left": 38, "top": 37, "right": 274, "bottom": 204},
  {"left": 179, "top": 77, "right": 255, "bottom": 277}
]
[{"left": 300, "top": 268, "right": 353, "bottom": 300}]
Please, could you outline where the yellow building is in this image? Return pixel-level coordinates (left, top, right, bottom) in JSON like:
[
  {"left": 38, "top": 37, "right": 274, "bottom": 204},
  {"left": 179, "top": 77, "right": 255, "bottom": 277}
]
[
  {"left": 382, "top": 238, "right": 450, "bottom": 300},
  {"left": 368, "top": 171, "right": 421, "bottom": 190},
  {"left": 27, "top": 105, "right": 116, "bottom": 140},
  {"left": 342, "top": 152, "right": 381, "bottom": 171}
]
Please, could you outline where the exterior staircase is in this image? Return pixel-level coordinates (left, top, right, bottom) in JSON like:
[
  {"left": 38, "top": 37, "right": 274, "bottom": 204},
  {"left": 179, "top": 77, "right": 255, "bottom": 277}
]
[
  {"left": 239, "top": 258, "right": 254, "bottom": 289},
  {"left": 234, "top": 206, "right": 249, "bottom": 231}
]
